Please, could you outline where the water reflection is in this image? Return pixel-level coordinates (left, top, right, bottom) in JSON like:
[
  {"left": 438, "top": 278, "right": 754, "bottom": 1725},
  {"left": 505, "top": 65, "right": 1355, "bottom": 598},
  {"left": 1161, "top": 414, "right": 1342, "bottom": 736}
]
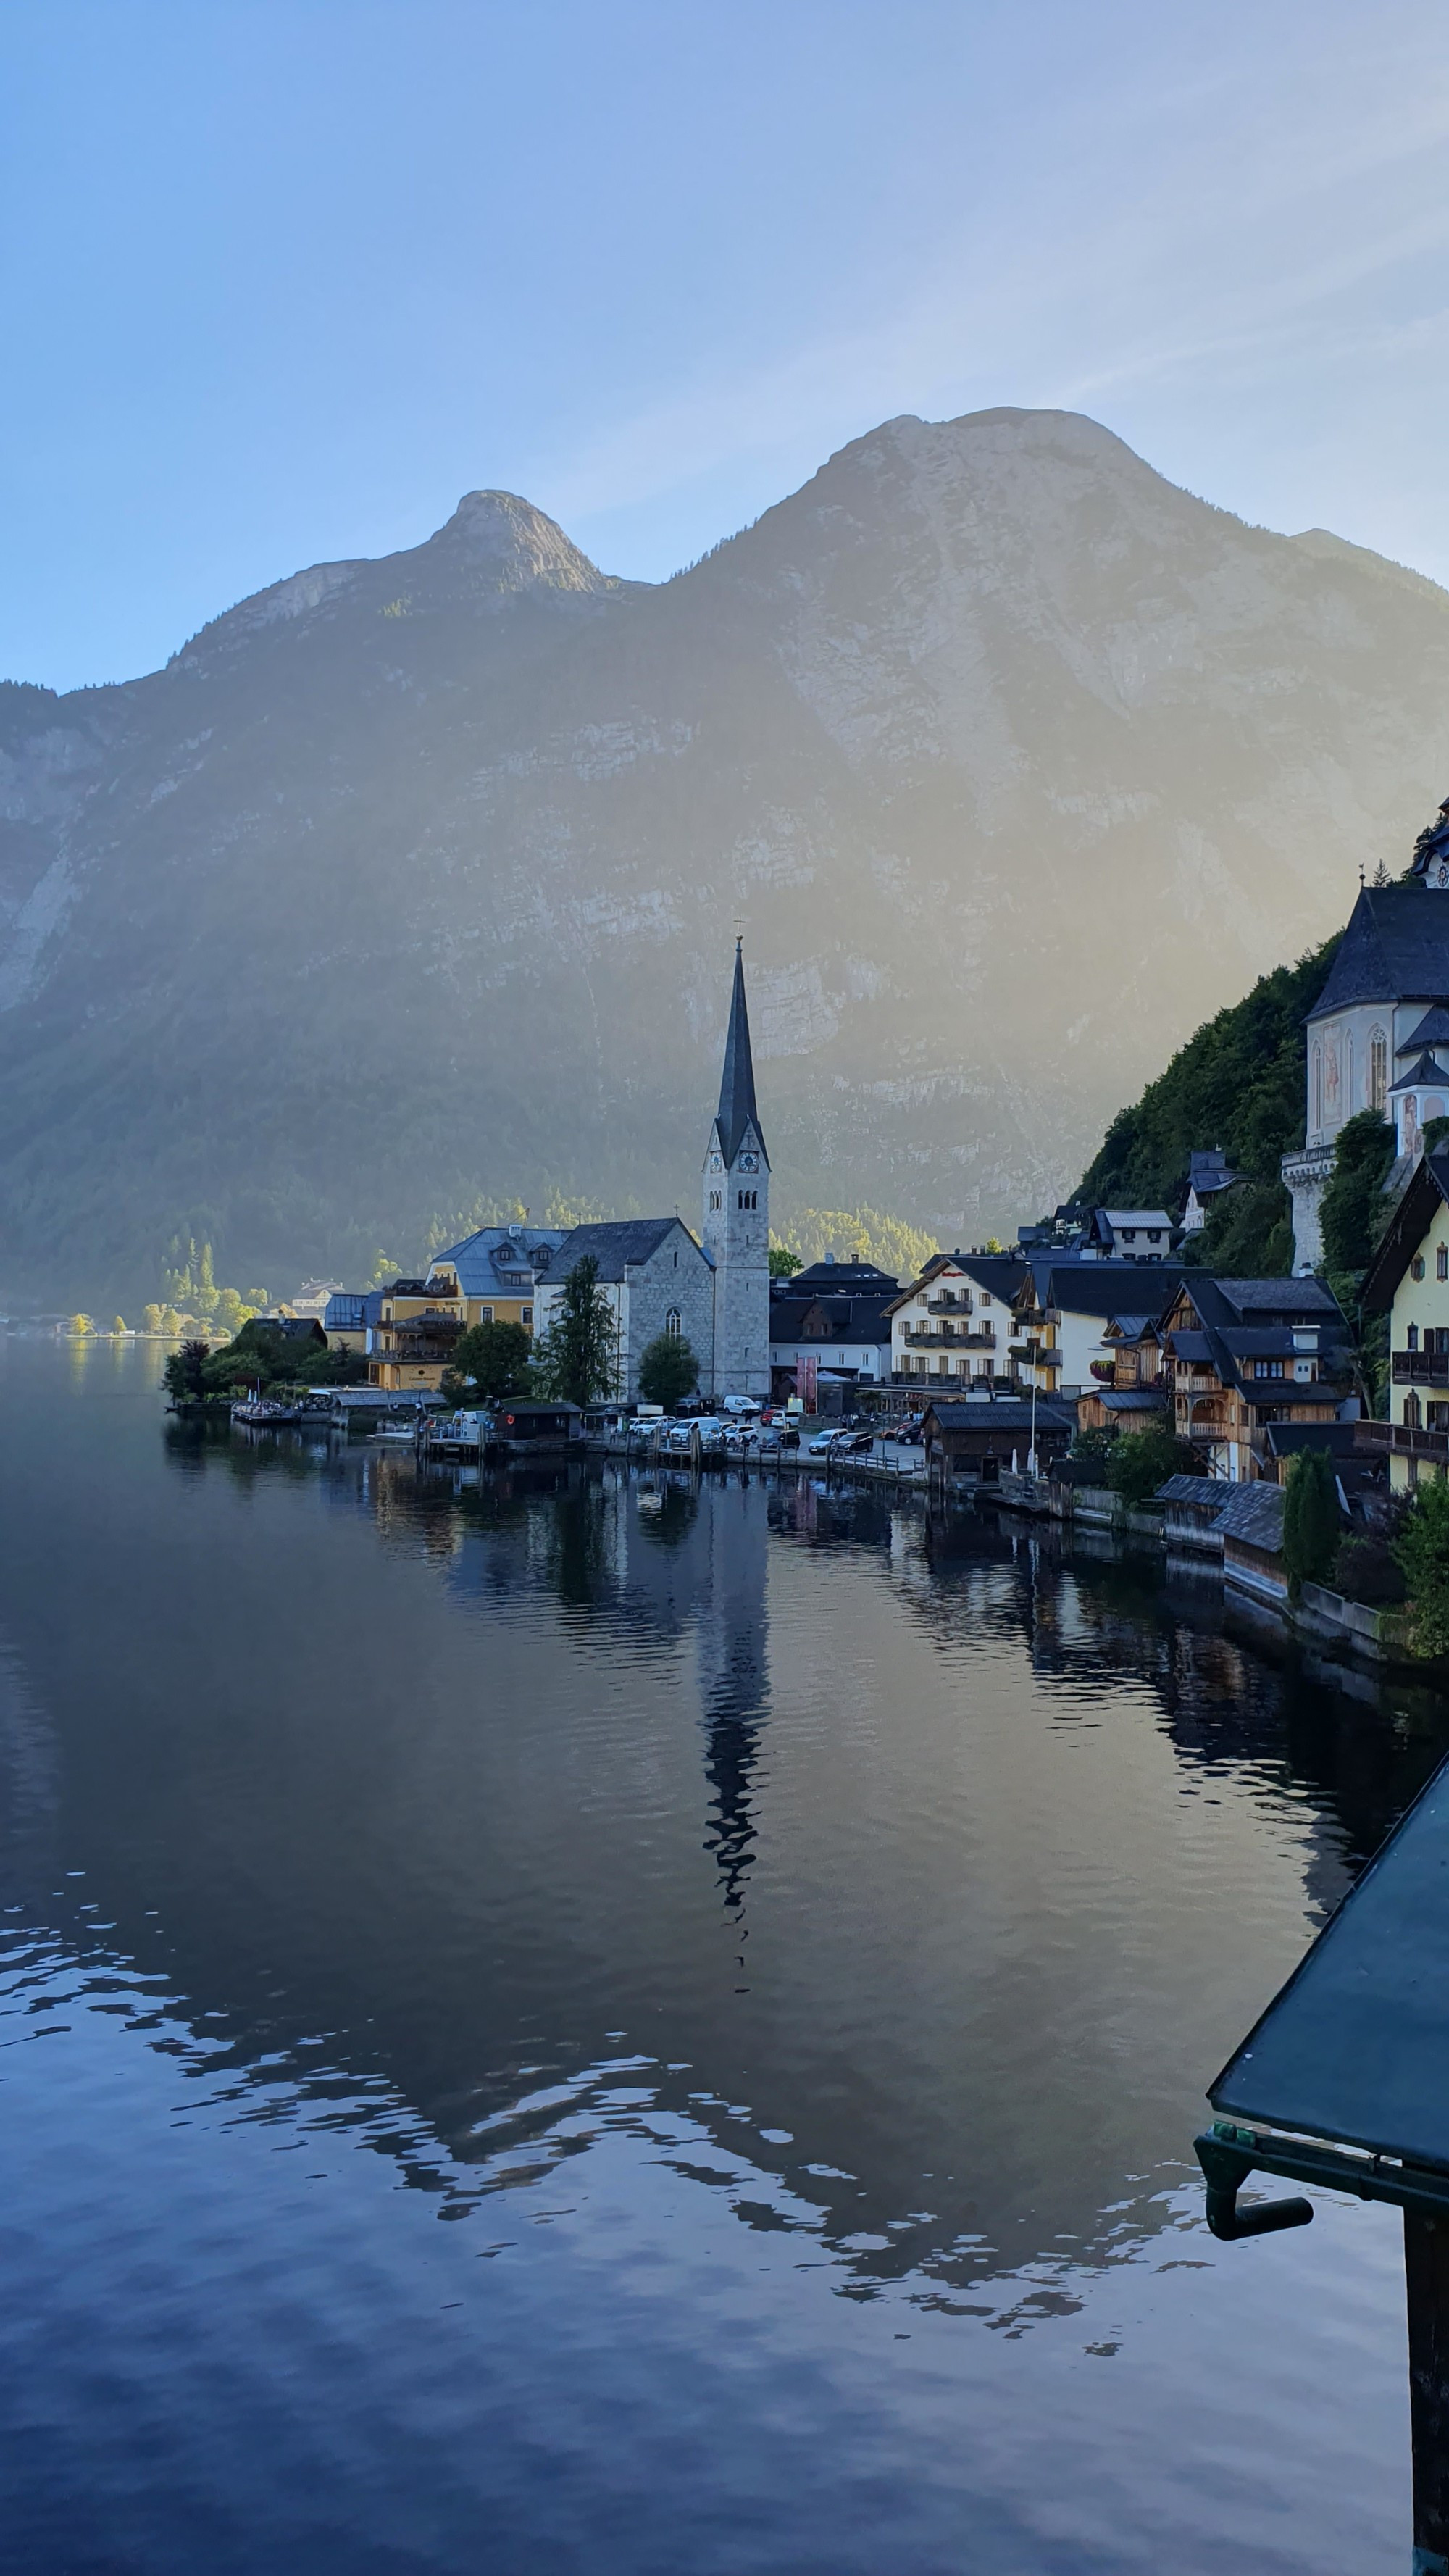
[{"left": 2, "top": 1347, "right": 1442, "bottom": 2567}]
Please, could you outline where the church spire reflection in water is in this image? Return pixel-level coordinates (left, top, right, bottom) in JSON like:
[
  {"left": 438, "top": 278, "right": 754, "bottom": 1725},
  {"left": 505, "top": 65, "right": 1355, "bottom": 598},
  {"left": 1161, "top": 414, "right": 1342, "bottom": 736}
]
[{"left": 693, "top": 1480, "right": 770, "bottom": 1917}]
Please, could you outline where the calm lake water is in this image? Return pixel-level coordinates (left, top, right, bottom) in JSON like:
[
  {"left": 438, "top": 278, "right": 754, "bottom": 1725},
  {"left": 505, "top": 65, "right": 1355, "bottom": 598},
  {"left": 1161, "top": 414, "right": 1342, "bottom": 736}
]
[{"left": 1, "top": 1339, "right": 1445, "bottom": 2573}]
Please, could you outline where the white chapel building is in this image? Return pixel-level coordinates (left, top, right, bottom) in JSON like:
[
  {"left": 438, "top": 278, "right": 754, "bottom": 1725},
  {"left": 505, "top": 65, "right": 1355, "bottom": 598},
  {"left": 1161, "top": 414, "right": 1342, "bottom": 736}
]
[{"left": 1283, "top": 798, "right": 1449, "bottom": 1270}]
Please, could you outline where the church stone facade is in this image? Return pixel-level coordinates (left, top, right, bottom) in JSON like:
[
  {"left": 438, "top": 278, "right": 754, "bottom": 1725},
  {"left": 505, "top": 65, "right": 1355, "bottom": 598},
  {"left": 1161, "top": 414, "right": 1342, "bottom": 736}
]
[
  {"left": 1284, "top": 797, "right": 1449, "bottom": 1272},
  {"left": 700, "top": 941, "right": 771, "bottom": 1399},
  {"left": 533, "top": 943, "right": 772, "bottom": 1401}
]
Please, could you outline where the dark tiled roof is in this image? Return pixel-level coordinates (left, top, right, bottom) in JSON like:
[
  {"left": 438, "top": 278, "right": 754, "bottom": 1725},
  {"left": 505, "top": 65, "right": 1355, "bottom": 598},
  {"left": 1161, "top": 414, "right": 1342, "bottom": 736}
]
[
  {"left": 769, "top": 1296, "right": 893, "bottom": 1341},
  {"left": 787, "top": 1259, "right": 898, "bottom": 1290},
  {"left": 1389, "top": 1049, "right": 1449, "bottom": 1093},
  {"left": 924, "top": 1399, "right": 1075, "bottom": 1432},
  {"left": 1362, "top": 1150, "right": 1449, "bottom": 1309},
  {"left": 554, "top": 1219, "right": 689, "bottom": 1282},
  {"left": 1096, "top": 1389, "right": 1168, "bottom": 1412},
  {"left": 1105, "top": 1313, "right": 1156, "bottom": 1339},
  {"left": 1399, "top": 1005, "right": 1449, "bottom": 1056},
  {"left": 1157, "top": 1473, "right": 1221, "bottom": 1507},
  {"left": 1308, "top": 887, "right": 1449, "bottom": 1022},
  {"left": 1198, "top": 1277, "right": 1344, "bottom": 1320},
  {"left": 1038, "top": 1264, "right": 1184, "bottom": 1320},
  {"left": 1214, "top": 1483, "right": 1287, "bottom": 1550},
  {"left": 883, "top": 1252, "right": 1025, "bottom": 1317},
  {"left": 1263, "top": 1422, "right": 1361, "bottom": 1459}
]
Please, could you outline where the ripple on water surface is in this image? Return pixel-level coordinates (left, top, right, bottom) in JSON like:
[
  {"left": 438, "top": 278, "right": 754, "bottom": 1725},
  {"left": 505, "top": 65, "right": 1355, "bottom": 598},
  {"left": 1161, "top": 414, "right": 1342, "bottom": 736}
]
[{"left": 0, "top": 1342, "right": 1435, "bottom": 2571}]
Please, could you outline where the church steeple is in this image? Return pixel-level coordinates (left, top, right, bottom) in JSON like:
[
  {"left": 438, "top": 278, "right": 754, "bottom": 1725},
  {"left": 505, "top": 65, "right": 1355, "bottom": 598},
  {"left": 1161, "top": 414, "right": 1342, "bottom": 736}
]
[
  {"left": 714, "top": 939, "right": 768, "bottom": 1170},
  {"left": 701, "top": 941, "right": 770, "bottom": 1397}
]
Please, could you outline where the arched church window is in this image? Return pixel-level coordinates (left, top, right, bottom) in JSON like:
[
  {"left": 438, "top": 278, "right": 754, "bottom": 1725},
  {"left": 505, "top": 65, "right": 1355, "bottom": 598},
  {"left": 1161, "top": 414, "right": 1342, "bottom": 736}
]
[
  {"left": 1312, "top": 1044, "right": 1323, "bottom": 1134},
  {"left": 1346, "top": 1033, "right": 1355, "bottom": 1114},
  {"left": 664, "top": 1309, "right": 681, "bottom": 1337},
  {"left": 1369, "top": 1028, "right": 1388, "bottom": 1112}
]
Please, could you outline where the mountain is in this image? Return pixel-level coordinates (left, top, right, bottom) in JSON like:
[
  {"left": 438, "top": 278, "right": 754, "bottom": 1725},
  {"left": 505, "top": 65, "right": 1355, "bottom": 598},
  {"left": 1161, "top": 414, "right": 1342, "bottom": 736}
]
[{"left": 4, "top": 407, "right": 1449, "bottom": 1306}]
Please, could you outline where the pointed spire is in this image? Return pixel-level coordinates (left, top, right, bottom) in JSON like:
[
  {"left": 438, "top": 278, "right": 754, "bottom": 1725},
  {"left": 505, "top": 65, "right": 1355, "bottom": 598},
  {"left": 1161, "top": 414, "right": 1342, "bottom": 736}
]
[{"left": 715, "top": 938, "right": 767, "bottom": 1167}]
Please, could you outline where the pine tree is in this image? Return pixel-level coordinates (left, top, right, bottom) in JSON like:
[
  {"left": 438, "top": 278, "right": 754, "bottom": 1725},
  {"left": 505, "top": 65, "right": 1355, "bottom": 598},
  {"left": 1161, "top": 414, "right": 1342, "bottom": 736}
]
[
  {"left": 1282, "top": 1448, "right": 1340, "bottom": 1598},
  {"left": 533, "top": 1256, "right": 617, "bottom": 1406}
]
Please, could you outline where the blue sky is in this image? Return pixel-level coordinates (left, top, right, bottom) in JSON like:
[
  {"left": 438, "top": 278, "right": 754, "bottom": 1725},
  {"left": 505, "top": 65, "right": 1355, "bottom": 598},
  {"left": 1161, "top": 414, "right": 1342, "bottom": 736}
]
[{"left": 4, "top": 0, "right": 1448, "bottom": 691}]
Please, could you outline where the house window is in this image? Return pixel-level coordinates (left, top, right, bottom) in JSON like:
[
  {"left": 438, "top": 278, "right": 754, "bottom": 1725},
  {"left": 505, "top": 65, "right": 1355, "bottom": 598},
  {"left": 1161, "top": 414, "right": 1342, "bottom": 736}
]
[
  {"left": 1253, "top": 1359, "right": 1284, "bottom": 1379},
  {"left": 478, "top": 1306, "right": 493, "bottom": 1322},
  {"left": 981, "top": 1293, "right": 991, "bottom": 1307},
  {"left": 1413, "top": 1257, "right": 1427, "bottom": 1281},
  {"left": 1408, "top": 1324, "right": 1419, "bottom": 1351},
  {"left": 522, "top": 1306, "right": 532, "bottom": 1327},
  {"left": 1405, "top": 1393, "right": 1423, "bottom": 1429},
  {"left": 1370, "top": 1028, "right": 1388, "bottom": 1112},
  {"left": 665, "top": 1309, "right": 681, "bottom": 1337}
]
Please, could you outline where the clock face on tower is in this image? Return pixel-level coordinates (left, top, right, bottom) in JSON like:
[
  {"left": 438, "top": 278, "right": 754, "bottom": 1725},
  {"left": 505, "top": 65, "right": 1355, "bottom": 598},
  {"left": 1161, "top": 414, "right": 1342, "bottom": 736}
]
[
  {"left": 739, "top": 1151, "right": 759, "bottom": 1173},
  {"left": 709, "top": 1154, "right": 722, "bottom": 1172}
]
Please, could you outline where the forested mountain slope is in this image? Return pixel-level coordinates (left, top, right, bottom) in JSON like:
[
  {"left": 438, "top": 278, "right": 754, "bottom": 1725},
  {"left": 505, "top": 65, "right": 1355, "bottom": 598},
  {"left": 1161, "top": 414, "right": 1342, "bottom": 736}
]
[{"left": 2, "top": 408, "right": 1447, "bottom": 1304}]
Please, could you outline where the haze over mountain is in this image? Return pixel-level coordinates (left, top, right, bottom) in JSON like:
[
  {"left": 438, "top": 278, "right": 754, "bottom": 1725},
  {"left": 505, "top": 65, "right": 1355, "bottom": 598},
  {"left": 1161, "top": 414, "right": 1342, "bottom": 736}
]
[{"left": 4, "top": 406, "right": 1448, "bottom": 1306}]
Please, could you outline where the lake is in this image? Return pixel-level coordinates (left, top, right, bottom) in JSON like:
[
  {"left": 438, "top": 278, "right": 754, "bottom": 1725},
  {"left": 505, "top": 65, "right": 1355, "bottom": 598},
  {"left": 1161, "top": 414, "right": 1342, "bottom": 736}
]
[{"left": 0, "top": 1338, "right": 1442, "bottom": 2573}]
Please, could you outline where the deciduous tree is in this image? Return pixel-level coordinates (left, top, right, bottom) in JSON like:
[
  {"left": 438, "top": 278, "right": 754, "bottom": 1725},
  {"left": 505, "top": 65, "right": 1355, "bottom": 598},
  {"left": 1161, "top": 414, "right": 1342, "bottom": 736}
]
[{"left": 638, "top": 1333, "right": 698, "bottom": 1408}]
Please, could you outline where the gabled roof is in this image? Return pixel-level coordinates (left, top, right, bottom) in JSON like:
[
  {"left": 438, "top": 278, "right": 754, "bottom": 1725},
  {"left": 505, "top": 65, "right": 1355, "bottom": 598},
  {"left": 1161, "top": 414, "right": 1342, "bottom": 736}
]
[
  {"left": 1156, "top": 1473, "right": 1222, "bottom": 1509},
  {"left": 882, "top": 1251, "right": 1024, "bottom": 1317},
  {"left": 768, "top": 1296, "right": 892, "bottom": 1342},
  {"left": 1102, "top": 1313, "right": 1157, "bottom": 1341},
  {"left": 1362, "top": 1150, "right": 1449, "bottom": 1312},
  {"left": 1399, "top": 1004, "right": 1449, "bottom": 1056},
  {"left": 1187, "top": 1275, "right": 1343, "bottom": 1322},
  {"left": 551, "top": 1218, "right": 696, "bottom": 1283},
  {"left": 923, "top": 1398, "right": 1075, "bottom": 1433},
  {"left": 713, "top": 941, "right": 767, "bottom": 1168},
  {"left": 1032, "top": 1263, "right": 1184, "bottom": 1320},
  {"left": 1307, "top": 885, "right": 1449, "bottom": 1024},
  {"left": 432, "top": 1226, "right": 569, "bottom": 1296},
  {"left": 786, "top": 1258, "right": 899, "bottom": 1291},
  {"left": 1214, "top": 1483, "right": 1287, "bottom": 1551},
  {"left": 1388, "top": 1049, "right": 1449, "bottom": 1095}
]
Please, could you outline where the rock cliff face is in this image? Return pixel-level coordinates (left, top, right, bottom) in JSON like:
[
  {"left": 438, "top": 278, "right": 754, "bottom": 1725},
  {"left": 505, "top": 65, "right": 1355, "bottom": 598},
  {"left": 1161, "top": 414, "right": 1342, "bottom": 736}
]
[{"left": 4, "top": 408, "right": 1448, "bottom": 1302}]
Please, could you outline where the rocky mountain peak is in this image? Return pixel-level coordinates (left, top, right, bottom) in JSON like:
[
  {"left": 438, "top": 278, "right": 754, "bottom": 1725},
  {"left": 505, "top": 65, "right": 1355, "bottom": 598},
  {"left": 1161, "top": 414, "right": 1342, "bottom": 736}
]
[{"left": 426, "top": 490, "right": 606, "bottom": 596}]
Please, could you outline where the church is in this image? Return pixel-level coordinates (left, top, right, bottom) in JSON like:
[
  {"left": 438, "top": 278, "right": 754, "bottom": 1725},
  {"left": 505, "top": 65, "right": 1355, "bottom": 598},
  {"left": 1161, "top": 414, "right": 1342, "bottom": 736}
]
[
  {"left": 532, "top": 941, "right": 772, "bottom": 1401},
  {"left": 1283, "top": 796, "right": 1449, "bottom": 1270}
]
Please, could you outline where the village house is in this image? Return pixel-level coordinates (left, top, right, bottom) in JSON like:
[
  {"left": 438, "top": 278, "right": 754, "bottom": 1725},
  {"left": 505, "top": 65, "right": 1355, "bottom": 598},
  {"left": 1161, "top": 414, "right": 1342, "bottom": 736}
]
[
  {"left": 769, "top": 1257, "right": 898, "bottom": 1400},
  {"left": 425, "top": 1225, "right": 568, "bottom": 1331},
  {"left": 1159, "top": 1275, "right": 1348, "bottom": 1483},
  {"left": 1361, "top": 1143, "right": 1449, "bottom": 1491},
  {"left": 362, "top": 1276, "right": 467, "bottom": 1392},
  {"left": 886, "top": 1253, "right": 1024, "bottom": 1388},
  {"left": 1072, "top": 1308, "right": 1172, "bottom": 1435},
  {"left": 1009, "top": 1262, "right": 1185, "bottom": 1404},
  {"left": 1181, "top": 1149, "right": 1239, "bottom": 1235},
  {"left": 922, "top": 1394, "right": 1075, "bottom": 1488},
  {"left": 1282, "top": 797, "right": 1449, "bottom": 1269}
]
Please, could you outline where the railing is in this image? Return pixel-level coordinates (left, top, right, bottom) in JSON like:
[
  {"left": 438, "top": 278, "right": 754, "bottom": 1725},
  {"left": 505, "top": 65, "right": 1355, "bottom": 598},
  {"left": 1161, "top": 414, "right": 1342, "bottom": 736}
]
[
  {"left": 1355, "top": 1418, "right": 1449, "bottom": 1459},
  {"left": 1392, "top": 1351, "right": 1449, "bottom": 1384},
  {"left": 904, "top": 1327, "right": 995, "bottom": 1348},
  {"left": 926, "top": 1294, "right": 972, "bottom": 1314}
]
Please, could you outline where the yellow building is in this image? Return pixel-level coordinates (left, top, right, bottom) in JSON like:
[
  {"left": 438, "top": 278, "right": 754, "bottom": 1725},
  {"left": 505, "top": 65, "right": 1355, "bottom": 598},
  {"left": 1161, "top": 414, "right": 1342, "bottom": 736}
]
[
  {"left": 425, "top": 1225, "right": 569, "bottom": 1330},
  {"left": 365, "top": 1277, "right": 465, "bottom": 1393},
  {"left": 1364, "top": 1150, "right": 1449, "bottom": 1490}
]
